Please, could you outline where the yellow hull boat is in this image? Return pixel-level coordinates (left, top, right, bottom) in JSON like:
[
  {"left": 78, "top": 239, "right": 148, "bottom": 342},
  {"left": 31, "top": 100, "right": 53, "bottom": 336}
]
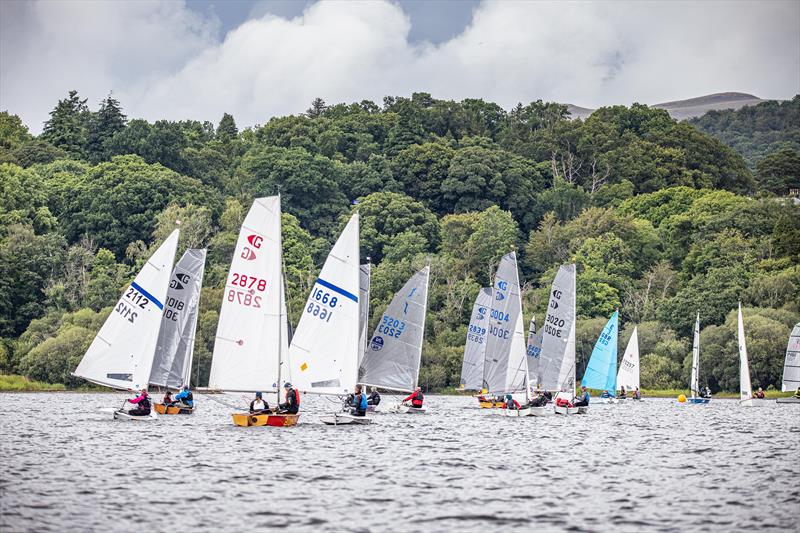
[{"left": 231, "top": 412, "right": 300, "bottom": 427}]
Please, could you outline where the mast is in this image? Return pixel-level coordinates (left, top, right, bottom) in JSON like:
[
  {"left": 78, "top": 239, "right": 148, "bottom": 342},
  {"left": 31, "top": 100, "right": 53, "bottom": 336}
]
[
  {"left": 276, "top": 195, "right": 283, "bottom": 406},
  {"left": 691, "top": 313, "right": 700, "bottom": 398}
]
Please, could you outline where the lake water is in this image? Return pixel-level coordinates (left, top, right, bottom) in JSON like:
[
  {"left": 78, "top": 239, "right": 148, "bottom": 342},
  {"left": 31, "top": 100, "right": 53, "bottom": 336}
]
[{"left": 1, "top": 393, "right": 798, "bottom": 532}]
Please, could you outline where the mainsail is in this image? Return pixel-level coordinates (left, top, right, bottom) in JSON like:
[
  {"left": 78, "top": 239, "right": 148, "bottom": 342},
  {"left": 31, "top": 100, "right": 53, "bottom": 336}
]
[
  {"left": 738, "top": 302, "right": 752, "bottom": 401},
  {"left": 782, "top": 323, "right": 800, "bottom": 392},
  {"left": 581, "top": 310, "right": 619, "bottom": 393},
  {"left": 525, "top": 316, "right": 544, "bottom": 389},
  {"left": 288, "top": 213, "right": 360, "bottom": 395},
  {"left": 359, "top": 266, "right": 430, "bottom": 392},
  {"left": 209, "top": 197, "right": 285, "bottom": 393},
  {"left": 73, "top": 229, "right": 180, "bottom": 391},
  {"left": 460, "top": 287, "right": 492, "bottom": 390},
  {"left": 358, "top": 263, "right": 371, "bottom": 364},
  {"left": 482, "top": 252, "right": 528, "bottom": 397},
  {"left": 149, "top": 248, "right": 206, "bottom": 390},
  {"left": 539, "top": 264, "right": 577, "bottom": 393},
  {"left": 690, "top": 314, "right": 701, "bottom": 398},
  {"left": 616, "top": 326, "right": 639, "bottom": 392}
]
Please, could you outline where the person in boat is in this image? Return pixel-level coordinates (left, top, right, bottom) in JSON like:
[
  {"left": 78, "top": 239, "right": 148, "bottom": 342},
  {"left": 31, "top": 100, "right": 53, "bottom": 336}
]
[
  {"left": 350, "top": 385, "right": 368, "bottom": 417},
  {"left": 700, "top": 386, "right": 712, "bottom": 399},
  {"left": 127, "top": 388, "right": 152, "bottom": 416},
  {"left": 162, "top": 390, "right": 174, "bottom": 406},
  {"left": 505, "top": 394, "right": 521, "bottom": 410},
  {"left": 173, "top": 385, "right": 193, "bottom": 408},
  {"left": 529, "top": 390, "right": 552, "bottom": 407},
  {"left": 573, "top": 386, "right": 590, "bottom": 407},
  {"left": 754, "top": 387, "right": 766, "bottom": 399},
  {"left": 402, "top": 386, "right": 425, "bottom": 408},
  {"left": 277, "top": 382, "right": 300, "bottom": 414},
  {"left": 367, "top": 387, "right": 381, "bottom": 406},
  {"left": 618, "top": 386, "right": 627, "bottom": 399},
  {"left": 249, "top": 392, "right": 270, "bottom": 414},
  {"left": 600, "top": 390, "right": 611, "bottom": 399},
  {"left": 632, "top": 387, "right": 641, "bottom": 400}
]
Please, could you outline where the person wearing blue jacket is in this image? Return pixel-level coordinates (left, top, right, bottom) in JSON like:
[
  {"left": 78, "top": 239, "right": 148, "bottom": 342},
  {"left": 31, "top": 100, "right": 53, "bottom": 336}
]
[
  {"left": 174, "top": 385, "right": 194, "bottom": 408},
  {"left": 574, "top": 386, "right": 590, "bottom": 407},
  {"left": 350, "top": 385, "right": 367, "bottom": 417}
]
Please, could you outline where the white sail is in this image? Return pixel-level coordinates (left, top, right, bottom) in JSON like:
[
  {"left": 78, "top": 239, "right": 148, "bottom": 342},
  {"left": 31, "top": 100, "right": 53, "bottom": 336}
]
[
  {"left": 526, "top": 316, "right": 544, "bottom": 390},
  {"left": 616, "top": 326, "right": 640, "bottom": 391},
  {"left": 460, "top": 287, "right": 492, "bottom": 390},
  {"left": 358, "top": 263, "right": 371, "bottom": 364},
  {"left": 73, "top": 229, "right": 180, "bottom": 391},
  {"left": 288, "top": 213, "right": 360, "bottom": 395},
  {"left": 482, "top": 252, "right": 528, "bottom": 396},
  {"left": 359, "top": 266, "right": 430, "bottom": 392},
  {"left": 738, "top": 302, "right": 752, "bottom": 401},
  {"left": 782, "top": 323, "right": 800, "bottom": 392},
  {"left": 539, "top": 264, "right": 577, "bottom": 394},
  {"left": 149, "top": 248, "right": 206, "bottom": 390},
  {"left": 690, "top": 314, "right": 701, "bottom": 398},
  {"left": 209, "top": 197, "right": 283, "bottom": 392}
]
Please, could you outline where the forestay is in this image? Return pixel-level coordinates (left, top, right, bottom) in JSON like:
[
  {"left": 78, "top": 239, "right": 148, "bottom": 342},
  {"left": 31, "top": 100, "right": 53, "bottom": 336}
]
[
  {"left": 616, "top": 326, "right": 640, "bottom": 391},
  {"left": 782, "top": 323, "right": 800, "bottom": 392},
  {"left": 358, "top": 263, "right": 371, "bottom": 365},
  {"left": 525, "top": 317, "right": 544, "bottom": 389},
  {"left": 581, "top": 310, "right": 619, "bottom": 392},
  {"left": 482, "top": 252, "right": 528, "bottom": 396},
  {"left": 288, "top": 213, "right": 360, "bottom": 395},
  {"left": 359, "top": 266, "right": 430, "bottom": 392},
  {"left": 209, "top": 197, "right": 284, "bottom": 392},
  {"left": 738, "top": 303, "right": 753, "bottom": 401},
  {"left": 74, "top": 229, "right": 180, "bottom": 391},
  {"left": 149, "top": 248, "right": 206, "bottom": 390},
  {"left": 539, "top": 264, "right": 577, "bottom": 393},
  {"left": 460, "top": 287, "right": 492, "bottom": 390},
  {"left": 690, "top": 314, "right": 701, "bottom": 398}
]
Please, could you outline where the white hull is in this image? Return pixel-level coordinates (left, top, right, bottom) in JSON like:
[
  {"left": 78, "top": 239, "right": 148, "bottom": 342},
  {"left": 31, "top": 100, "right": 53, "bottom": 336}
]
[
  {"left": 578, "top": 406, "right": 589, "bottom": 414},
  {"left": 529, "top": 405, "right": 554, "bottom": 417},
  {"left": 503, "top": 407, "right": 532, "bottom": 417},
  {"left": 386, "top": 404, "right": 428, "bottom": 414},
  {"left": 776, "top": 397, "right": 800, "bottom": 404},
  {"left": 739, "top": 398, "right": 772, "bottom": 407},
  {"left": 597, "top": 398, "right": 620, "bottom": 404},
  {"left": 319, "top": 413, "right": 373, "bottom": 425},
  {"left": 113, "top": 410, "right": 157, "bottom": 421},
  {"left": 554, "top": 405, "right": 580, "bottom": 415}
]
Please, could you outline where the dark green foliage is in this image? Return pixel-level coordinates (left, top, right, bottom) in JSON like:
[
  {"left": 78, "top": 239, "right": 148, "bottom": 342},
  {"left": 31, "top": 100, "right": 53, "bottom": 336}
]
[
  {"left": 755, "top": 147, "right": 800, "bottom": 194},
  {"left": 85, "top": 94, "right": 126, "bottom": 164},
  {"left": 41, "top": 90, "right": 90, "bottom": 157}
]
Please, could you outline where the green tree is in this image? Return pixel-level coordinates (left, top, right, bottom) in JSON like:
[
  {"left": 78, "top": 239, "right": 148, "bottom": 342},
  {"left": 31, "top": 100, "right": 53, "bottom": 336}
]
[
  {"left": 755, "top": 147, "right": 800, "bottom": 194},
  {"left": 41, "top": 90, "right": 90, "bottom": 157},
  {"left": 217, "top": 113, "right": 239, "bottom": 142},
  {"left": 85, "top": 94, "right": 127, "bottom": 163}
]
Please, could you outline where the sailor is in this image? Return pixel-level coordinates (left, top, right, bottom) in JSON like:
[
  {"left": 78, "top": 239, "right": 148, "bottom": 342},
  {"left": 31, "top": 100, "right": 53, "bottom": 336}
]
[
  {"left": 505, "top": 394, "right": 521, "bottom": 410},
  {"left": 573, "top": 386, "right": 590, "bottom": 407},
  {"left": 367, "top": 387, "right": 381, "bottom": 406},
  {"left": 174, "top": 385, "right": 194, "bottom": 408},
  {"left": 529, "top": 390, "right": 551, "bottom": 407},
  {"left": 403, "top": 386, "right": 424, "bottom": 408},
  {"left": 700, "top": 386, "right": 712, "bottom": 399},
  {"left": 351, "top": 385, "right": 368, "bottom": 417},
  {"left": 127, "top": 388, "right": 152, "bottom": 416},
  {"left": 162, "top": 390, "right": 174, "bottom": 406},
  {"left": 277, "top": 382, "right": 300, "bottom": 414},
  {"left": 754, "top": 387, "right": 766, "bottom": 399},
  {"left": 600, "top": 390, "right": 611, "bottom": 399},
  {"left": 618, "top": 386, "right": 627, "bottom": 399},
  {"left": 249, "top": 392, "right": 270, "bottom": 414},
  {"left": 632, "top": 387, "right": 642, "bottom": 400}
]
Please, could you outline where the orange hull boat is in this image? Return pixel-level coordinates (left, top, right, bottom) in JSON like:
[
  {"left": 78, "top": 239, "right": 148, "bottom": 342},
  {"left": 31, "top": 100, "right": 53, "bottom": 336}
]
[{"left": 231, "top": 412, "right": 300, "bottom": 427}]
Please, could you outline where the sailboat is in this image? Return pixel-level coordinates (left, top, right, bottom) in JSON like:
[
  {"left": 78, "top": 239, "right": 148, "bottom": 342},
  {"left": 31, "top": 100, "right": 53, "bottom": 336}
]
[
  {"left": 460, "top": 288, "right": 499, "bottom": 407},
  {"left": 151, "top": 248, "right": 206, "bottom": 414},
  {"left": 482, "top": 251, "right": 530, "bottom": 417},
  {"left": 686, "top": 314, "right": 710, "bottom": 404},
  {"left": 73, "top": 229, "right": 180, "bottom": 421},
  {"left": 581, "top": 310, "right": 619, "bottom": 405},
  {"left": 777, "top": 323, "right": 800, "bottom": 404},
  {"left": 616, "top": 326, "right": 640, "bottom": 400},
  {"left": 208, "top": 196, "right": 296, "bottom": 427},
  {"left": 536, "top": 264, "right": 580, "bottom": 416},
  {"left": 358, "top": 262, "right": 372, "bottom": 364},
  {"left": 287, "top": 213, "right": 367, "bottom": 425},
  {"left": 738, "top": 303, "right": 770, "bottom": 407},
  {"left": 359, "top": 266, "right": 430, "bottom": 414}
]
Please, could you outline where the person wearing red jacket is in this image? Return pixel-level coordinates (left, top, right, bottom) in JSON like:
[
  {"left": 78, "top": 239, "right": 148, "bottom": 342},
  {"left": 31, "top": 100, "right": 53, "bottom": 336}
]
[
  {"left": 403, "top": 386, "right": 424, "bottom": 408},
  {"left": 505, "top": 394, "right": 521, "bottom": 410}
]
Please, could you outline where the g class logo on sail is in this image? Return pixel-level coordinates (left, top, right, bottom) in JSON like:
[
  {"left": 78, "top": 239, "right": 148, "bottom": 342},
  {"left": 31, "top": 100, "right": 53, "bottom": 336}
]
[
  {"left": 170, "top": 273, "right": 190, "bottom": 290},
  {"left": 476, "top": 306, "right": 487, "bottom": 320},
  {"left": 241, "top": 234, "right": 263, "bottom": 261}
]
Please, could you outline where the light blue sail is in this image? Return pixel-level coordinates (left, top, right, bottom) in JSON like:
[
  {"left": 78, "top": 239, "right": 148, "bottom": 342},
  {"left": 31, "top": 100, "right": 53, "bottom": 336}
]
[{"left": 581, "top": 310, "right": 619, "bottom": 393}]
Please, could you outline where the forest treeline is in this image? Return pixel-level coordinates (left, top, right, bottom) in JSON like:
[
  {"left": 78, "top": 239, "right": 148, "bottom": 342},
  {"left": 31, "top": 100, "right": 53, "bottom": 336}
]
[{"left": 0, "top": 91, "right": 798, "bottom": 392}]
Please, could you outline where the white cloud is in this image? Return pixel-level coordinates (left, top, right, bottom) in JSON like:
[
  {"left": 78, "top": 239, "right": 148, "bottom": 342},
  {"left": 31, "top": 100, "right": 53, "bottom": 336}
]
[{"left": 1, "top": 0, "right": 798, "bottom": 133}]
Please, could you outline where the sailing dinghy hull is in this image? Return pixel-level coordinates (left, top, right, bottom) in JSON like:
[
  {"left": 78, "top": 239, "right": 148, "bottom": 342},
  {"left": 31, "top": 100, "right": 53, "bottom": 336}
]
[
  {"left": 739, "top": 398, "right": 772, "bottom": 407},
  {"left": 387, "top": 404, "right": 427, "bottom": 414},
  {"left": 686, "top": 398, "right": 710, "bottom": 405},
  {"left": 503, "top": 407, "right": 532, "bottom": 417},
  {"left": 114, "top": 410, "right": 157, "bottom": 421},
  {"left": 231, "top": 413, "right": 300, "bottom": 427},
  {"left": 320, "top": 413, "right": 373, "bottom": 425},
  {"left": 529, "top": 405, "right": 554, "bottom": 417},
  {"left": 478, "top": 400, "right": 505, "bottom": 409},
  {"left": 776, "top": 397, "right": 800, "bottom": 404},
  {"left": 154, "top": 403, "right": 194, "bottom": 415},
  {"left": 554, "top": 405, "right": 579, "bottom": 415}
]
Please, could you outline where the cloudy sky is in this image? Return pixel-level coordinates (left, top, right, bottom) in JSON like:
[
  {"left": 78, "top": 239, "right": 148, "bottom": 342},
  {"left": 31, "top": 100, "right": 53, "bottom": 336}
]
[{"left": 1, "top": 0, "right": 798, "bottom": 133}]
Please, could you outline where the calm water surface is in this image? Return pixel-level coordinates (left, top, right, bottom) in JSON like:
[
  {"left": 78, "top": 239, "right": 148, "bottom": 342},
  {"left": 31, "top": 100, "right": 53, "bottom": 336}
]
[{"left": 1, "top": 393, "right": 798, "bottom": 532}]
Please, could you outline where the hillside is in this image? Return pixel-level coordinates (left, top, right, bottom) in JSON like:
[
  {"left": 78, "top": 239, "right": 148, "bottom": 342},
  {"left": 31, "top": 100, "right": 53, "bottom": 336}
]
[
  {"left": 0, "top": 91, "right": 797, "bottom": 394},
  {"left": 566, "top": 92, "right": 766, "bottom": 121}
]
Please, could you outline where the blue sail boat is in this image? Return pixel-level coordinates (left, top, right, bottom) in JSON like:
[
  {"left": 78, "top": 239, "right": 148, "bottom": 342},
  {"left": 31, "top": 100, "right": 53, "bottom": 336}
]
[{"left": 581, "top": 310, "right": 619, "bottom": 403}]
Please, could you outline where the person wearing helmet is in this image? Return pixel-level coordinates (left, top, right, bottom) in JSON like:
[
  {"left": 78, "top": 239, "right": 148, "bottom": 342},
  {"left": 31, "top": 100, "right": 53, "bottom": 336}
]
[
  {"left": 173, "top": 385, "right": 194, "bottom": 408},
  {"left": 277, "top": 382, "right": 300, "bottom": 414},
  {"left": 249, "top": 392, "right": 270, "bottom": 414},
  {"left": 402, "top": 386, "right": 424, "bottom": 408},
  {"left": 505, "top": 394, "right": 521, "bottom": 410},
  {"left": 127, "top": 388, "right": 152, "bottom": 416},
  {"left": 573, "top": 386, "right": 590, "bottom": 407}
]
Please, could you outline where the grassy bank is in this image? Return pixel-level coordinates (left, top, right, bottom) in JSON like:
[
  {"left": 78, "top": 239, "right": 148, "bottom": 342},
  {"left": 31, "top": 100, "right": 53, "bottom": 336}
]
[{"left": 0, "top": 374, "right": 66, "bottom": 391}]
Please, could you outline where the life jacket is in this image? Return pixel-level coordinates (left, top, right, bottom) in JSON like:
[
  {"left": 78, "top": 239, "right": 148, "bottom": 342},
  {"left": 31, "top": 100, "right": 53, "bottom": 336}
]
[
  {"left": 140, "top": 394, "right": 151, "bottom": 410},
  {"left": 556, "top": 397, "right": 573, "bottom": 408},
  {"left": 185, "top": 391, "right": 193, "bottom": 403},
  {"left": 358, "top": 393, "right": 367, "bottom": 411},
  {"left": 411, "top": 391, "right": 423, "bottom": 407}
]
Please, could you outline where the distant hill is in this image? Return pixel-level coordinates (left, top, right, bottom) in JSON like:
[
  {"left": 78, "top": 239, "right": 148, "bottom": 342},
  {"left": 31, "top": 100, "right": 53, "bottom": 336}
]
[{"left": 566, "top": 92, "right": 766, "bottom": 121}]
